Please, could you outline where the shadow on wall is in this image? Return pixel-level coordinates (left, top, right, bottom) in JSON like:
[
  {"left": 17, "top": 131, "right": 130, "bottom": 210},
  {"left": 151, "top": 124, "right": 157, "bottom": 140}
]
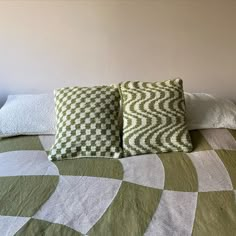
[{"left": 0, "top": 93, "right": 8, "bottom": 108}]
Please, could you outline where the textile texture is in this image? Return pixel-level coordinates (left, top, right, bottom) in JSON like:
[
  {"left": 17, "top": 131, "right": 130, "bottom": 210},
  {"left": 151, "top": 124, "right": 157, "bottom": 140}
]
[
  {"left": 48, "top": 86, "right": 121, "bottom": 160},
  {"left": 119, "top": 79, "right": 192, "bottom": 157},
  {"left": 0, "top": 128, "right": 236, "bottom": 235},
  {"left": 0, "top": 94, "right": 55, "bottom": 137}
]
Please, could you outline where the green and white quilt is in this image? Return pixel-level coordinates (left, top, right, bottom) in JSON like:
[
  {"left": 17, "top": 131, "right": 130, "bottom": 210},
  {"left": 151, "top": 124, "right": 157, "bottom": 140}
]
[{"left": 0, "top": 128, "right": 236, "bottom": 235}]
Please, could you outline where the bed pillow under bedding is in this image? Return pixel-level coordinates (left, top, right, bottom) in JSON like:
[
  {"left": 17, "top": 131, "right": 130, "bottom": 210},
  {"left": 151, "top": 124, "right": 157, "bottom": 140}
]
[
  {"left": 0, "top": 94, "right": 55, "bottom": 137},
  {"left": 185, "top": 92, "right": 236, "bottom": 130},
  {"left": 1, "top": 90, "right": 236, "bottom": 138}
]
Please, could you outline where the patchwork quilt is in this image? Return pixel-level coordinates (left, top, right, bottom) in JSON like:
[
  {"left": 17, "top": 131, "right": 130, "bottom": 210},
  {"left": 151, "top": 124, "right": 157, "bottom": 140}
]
[{"left": 0, "top": 129, "right": 236, "bottom": 236}]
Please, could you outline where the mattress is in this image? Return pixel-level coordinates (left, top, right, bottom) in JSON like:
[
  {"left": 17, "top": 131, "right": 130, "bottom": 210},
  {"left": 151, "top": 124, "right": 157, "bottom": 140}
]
[{"left": 0, "top": 129, "right": 236, "bottom": 235}]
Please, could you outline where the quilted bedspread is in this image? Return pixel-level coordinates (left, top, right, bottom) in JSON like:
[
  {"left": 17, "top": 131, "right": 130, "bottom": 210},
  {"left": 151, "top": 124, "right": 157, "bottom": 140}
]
[{"left": 0, "top": 129, "right": 236, "bottom": 236}]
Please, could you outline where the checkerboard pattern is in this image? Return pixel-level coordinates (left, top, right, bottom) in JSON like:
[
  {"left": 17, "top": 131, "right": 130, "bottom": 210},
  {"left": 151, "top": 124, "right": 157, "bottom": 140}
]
[
  {"left": 48, "top": 85, "right": 121, "bottom": 160},
  {"left": 0, "top": 129, "right": 235, "bottom": 235}
]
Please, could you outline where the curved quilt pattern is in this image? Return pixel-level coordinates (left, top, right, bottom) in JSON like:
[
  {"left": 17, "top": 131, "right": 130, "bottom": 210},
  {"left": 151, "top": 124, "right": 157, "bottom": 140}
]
[{"left": 0, "top": 129, "right": 236, "bottom": 235}]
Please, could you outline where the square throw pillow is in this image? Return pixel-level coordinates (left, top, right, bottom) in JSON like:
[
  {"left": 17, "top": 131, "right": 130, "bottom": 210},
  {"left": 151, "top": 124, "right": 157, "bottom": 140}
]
[
  {"left": 119, "top": 78, "right": 193, "bottom": 157},
  {"left": 48, "top": 85, "right": 121, "bottom": 161}
]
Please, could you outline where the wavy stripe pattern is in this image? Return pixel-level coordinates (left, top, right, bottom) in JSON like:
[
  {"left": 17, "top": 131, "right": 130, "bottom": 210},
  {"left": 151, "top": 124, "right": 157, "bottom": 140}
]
[{"left": 120, "top": 79, "right": 193, "bottom": 156}]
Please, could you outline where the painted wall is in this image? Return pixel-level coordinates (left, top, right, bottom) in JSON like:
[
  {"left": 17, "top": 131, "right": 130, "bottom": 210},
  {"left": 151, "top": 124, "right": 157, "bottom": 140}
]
[{"left": 0, "top": 0, "right": 236, "bottom": 106}]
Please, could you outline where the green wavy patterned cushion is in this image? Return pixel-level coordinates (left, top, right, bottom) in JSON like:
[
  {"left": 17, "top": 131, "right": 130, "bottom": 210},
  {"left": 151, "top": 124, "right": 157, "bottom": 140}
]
[
  {"left": 119, "top": 79, "right": 193, "bottom": 157},
  {"left": 48, "top": 86, "right": 122, "bottom": 161}
]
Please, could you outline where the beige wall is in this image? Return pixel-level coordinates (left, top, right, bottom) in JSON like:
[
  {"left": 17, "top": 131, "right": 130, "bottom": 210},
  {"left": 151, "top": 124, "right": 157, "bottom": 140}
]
[{"left": 0, "top": 0, "right": 236, "bottom": 105}]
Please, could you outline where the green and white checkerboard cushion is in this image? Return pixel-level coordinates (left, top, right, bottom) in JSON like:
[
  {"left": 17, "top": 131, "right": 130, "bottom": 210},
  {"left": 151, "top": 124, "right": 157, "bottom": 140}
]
[
  {"left": 48, "top": 85, "right": 121, "bottom": 161},
  {"left": 119, "top": 78, "right": 193, "bottom": 157}
]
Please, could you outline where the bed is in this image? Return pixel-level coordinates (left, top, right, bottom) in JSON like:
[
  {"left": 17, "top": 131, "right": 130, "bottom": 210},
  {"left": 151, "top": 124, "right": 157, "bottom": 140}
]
[{"left": 1, "top": 128, "right": 236, "bottom": 235}]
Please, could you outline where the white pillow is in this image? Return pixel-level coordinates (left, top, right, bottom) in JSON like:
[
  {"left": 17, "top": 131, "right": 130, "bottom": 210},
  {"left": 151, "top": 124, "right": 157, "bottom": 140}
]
[
  {"left": 0, "top": 94, "right": 56, "bottom": 137},
  {"left": 185, "top": 93, "right": 236, "bottom": 130},
  {"left": 1, "top": 92, "right": 235, "bottom": 137}
]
